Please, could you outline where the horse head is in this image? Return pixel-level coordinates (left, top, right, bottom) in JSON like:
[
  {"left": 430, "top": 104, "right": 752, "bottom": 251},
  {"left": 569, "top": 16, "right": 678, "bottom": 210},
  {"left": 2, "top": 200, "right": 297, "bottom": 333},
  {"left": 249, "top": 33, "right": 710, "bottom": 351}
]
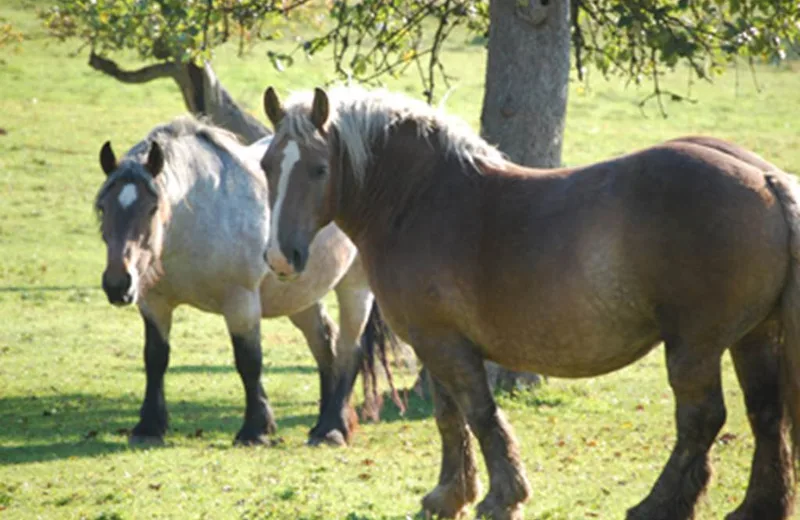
[
  {"left": 94, "top": 140, "right": 167, "bottom": 305},
  {"left": 260, "top": 86, "right": 336, "bottom": 279}
]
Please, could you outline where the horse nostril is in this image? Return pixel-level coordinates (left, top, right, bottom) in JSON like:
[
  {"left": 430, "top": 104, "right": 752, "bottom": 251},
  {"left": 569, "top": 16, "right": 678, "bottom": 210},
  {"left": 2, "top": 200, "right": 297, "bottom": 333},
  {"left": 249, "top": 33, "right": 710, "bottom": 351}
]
[
  {"left": 291, "top": 248, "right": 305, "bottom": 271},
  {"left": 102, "top": 271, "right": 134, "bottom": 304}
]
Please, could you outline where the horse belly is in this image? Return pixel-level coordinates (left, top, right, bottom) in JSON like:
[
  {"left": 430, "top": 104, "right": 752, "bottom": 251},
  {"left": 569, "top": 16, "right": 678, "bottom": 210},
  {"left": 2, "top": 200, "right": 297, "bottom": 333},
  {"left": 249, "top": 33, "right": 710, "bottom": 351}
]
[
  {"left": 483, "top": 313, "right": 661, "bottom": 378},
  {"left": 471, "top": 218, "right": 661, "bottom": 377},
  {"left": 473, "top": 283, "right": 661, "bottom": 378}
]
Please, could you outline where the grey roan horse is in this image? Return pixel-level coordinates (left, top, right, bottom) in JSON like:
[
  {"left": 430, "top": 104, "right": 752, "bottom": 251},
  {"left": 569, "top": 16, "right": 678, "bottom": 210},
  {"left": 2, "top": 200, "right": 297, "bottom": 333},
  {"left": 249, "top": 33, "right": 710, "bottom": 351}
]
[
  {"left": 261, "top": 85, "right": 800, "bottom": 519},
  {"left": 94, "top": 116, "right": 386, "bottom": 447}
]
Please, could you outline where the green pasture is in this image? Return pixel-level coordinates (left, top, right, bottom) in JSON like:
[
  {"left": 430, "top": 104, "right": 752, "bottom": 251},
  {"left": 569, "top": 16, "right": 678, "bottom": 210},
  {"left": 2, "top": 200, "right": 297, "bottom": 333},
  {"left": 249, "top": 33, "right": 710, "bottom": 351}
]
[{"left": 2, "top": 1, "right": 800, "bottom": 518}]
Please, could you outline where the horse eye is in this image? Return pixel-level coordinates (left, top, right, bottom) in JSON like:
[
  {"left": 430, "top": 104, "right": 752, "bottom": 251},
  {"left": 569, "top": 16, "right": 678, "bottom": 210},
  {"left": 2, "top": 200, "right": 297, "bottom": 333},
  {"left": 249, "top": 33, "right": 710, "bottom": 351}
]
[{"left": 312, "top": 165, "right": 327, "bottom": 179}]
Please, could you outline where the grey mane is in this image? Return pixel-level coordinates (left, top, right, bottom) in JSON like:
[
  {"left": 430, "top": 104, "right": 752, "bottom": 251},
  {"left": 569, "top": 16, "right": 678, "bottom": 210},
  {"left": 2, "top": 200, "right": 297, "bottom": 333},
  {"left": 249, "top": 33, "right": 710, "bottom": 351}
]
[
  {"left": 95, "top": 116, "right": 261, "bottom": 208},
  {"left": 279, "top": 85, "right": 507, "bottom": 183}
]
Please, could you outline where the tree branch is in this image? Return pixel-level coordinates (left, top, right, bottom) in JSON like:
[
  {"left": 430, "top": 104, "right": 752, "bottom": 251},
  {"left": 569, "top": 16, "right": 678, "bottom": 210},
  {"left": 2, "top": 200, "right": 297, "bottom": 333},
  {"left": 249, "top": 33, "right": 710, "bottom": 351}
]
[{"left": 89, "top": 52, "right": 177, "bottom": 83}]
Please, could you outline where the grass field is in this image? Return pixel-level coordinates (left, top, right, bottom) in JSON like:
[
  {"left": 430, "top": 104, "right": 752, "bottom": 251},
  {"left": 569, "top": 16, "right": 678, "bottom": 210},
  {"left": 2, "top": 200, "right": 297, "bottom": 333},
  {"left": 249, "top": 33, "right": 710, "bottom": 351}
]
[{"left": 2, "top": 0, "right": 800, "bottom": 519}]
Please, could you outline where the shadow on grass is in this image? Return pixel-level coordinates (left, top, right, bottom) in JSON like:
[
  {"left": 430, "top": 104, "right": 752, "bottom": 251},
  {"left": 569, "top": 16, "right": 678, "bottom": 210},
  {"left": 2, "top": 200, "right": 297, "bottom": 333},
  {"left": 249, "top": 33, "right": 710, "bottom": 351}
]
[
  {"left": 356, "top": 381, "right": 571, "bottom": 425},
  {"left": 168, "top": 364, "right": 317, "bottom": 375},
  {"left": 0, "top": 285, "right": 98, "bottom": 293},
  {"left": 0, "top": 392, "right": 319, "bottom": 465}
]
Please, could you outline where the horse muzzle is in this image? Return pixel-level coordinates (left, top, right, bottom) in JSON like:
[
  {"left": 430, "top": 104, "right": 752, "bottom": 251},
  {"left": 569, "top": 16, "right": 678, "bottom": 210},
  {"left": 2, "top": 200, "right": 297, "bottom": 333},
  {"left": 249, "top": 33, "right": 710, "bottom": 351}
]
[
  {"left": 102, "top": 270, "right": 137, "bottom": 306},
  {"left": 265, "top": 242, "right": 307, "bottom": 280}
]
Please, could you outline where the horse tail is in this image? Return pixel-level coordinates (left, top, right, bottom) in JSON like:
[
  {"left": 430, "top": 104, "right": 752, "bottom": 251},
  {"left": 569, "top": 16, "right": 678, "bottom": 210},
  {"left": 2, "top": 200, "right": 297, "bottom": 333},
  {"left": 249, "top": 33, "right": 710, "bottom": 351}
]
[
  {"left": 359, "top": 301, "right": 406, "bottom": 421},
  {"left": 765, "top": 171, "right": 800, "bottom": 459}
]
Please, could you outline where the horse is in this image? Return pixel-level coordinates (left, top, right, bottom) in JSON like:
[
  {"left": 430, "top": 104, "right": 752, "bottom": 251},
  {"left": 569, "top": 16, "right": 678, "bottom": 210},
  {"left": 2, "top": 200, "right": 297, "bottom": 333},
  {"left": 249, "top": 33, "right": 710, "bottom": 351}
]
[
  {"left": 93, "top": 115, "right": 389, "bottom": 447},
  {"left": 259, "top": 85, "right": 800, "bottom": 520}
]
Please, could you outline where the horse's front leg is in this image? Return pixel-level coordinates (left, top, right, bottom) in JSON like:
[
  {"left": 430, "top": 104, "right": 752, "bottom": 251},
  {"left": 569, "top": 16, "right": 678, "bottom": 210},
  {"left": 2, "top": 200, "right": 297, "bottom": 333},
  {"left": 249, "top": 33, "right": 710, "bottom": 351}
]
[
  {"left": 421, "top": 376, "right": 482, "bottom": 518},
  {"left": 130, "top": 300, "right": 173, "bottom": 446},
  {"left": 415, "top": 333, "right": 531, "bottom": 520},
  {"left": 224, "top": 288, "right": 276, "bottom": 445},
  {"left": 288, "top": 302, "right": 338, "bottom": 442},
  {"left": 309, "top": 266, "right": 373, "bottom": 446}
]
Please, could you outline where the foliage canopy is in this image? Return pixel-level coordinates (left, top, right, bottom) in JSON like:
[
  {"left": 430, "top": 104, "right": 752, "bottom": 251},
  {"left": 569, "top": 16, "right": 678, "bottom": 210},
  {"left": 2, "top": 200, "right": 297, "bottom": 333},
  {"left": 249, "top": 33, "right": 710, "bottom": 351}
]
[{"left": 41, "top": 0, "right": 800, "bottom": 102}]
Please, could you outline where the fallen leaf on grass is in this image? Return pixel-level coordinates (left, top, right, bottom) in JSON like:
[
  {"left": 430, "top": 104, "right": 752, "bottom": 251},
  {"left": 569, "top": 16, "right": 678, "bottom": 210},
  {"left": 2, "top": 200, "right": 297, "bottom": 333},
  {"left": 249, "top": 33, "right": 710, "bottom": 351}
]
[
  {"left": 358, "top": 473, "right": 371, "bottom": 481},
  {"left": 148, "top": 483, "right": 162, "bottom": 491}
]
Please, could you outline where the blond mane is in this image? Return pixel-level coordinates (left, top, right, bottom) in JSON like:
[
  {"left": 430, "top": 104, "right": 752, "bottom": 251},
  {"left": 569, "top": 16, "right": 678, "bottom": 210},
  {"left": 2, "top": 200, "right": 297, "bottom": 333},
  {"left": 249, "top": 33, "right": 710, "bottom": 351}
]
[{"left": 278, "top": 86, "right": 507, "bottom": 183}]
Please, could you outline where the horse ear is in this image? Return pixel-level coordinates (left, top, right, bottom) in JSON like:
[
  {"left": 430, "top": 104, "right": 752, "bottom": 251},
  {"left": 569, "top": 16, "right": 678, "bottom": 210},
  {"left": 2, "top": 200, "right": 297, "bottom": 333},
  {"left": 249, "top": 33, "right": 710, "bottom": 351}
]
[
  {"left": 145, "top": 141, "right": 164, "bottom": 177},
  {"left": 263, "top": 86, "right": 285, "bottom": 129},
  {"left": 100, "top": 141, "right": 117, "bottom": 176},
  {"left": 311, "top": 87, "right": 329, "bottom": 132}
]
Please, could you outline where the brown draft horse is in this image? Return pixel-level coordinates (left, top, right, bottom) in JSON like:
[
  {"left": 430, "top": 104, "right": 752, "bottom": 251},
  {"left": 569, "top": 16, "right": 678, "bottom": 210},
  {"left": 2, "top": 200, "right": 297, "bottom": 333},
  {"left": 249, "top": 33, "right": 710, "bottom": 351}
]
[{"left": 259, "top": 85, "right": 800, "bottom": 520}]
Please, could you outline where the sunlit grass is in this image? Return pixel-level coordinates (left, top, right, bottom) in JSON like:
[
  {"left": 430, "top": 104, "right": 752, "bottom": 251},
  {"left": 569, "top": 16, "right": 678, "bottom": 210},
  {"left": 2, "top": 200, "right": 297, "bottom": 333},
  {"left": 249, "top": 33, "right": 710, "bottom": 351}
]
[{"left": 1, "top": 1, "right": 800, "bottom": 519}]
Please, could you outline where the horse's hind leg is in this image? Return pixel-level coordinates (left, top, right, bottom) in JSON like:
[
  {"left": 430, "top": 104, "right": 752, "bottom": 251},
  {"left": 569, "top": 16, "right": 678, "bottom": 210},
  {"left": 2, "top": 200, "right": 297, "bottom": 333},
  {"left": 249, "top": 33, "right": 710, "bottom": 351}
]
[
  {"left": 727, "top": 320, "right": 794, "bottom": 520},
  {"left": 287, "top": 302, "right": 337, "bottom": 441},
  {"left": 627, "top": 335, "right": 727, "bottom": 520},
  {"left": 130, "top": 299, "right": 173, "bottom": 446},
  {"left": 224, "top": 288, "right": 276, "bottom": 445},
  {"left": 421, "top": 377, "right": 481, "bottom": 518},
  {"left": 309, "top": 260, "right": 373, "bottom": 446},
  {"left": 416, "top": 335, "right": 530, "bottom": 520}
]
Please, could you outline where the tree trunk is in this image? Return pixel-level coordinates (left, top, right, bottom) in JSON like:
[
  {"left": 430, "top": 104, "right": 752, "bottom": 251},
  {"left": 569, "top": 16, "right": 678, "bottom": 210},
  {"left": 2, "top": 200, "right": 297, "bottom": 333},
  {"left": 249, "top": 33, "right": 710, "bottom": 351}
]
[
  {"left": 481, "top": 0, "right": 570, "bottom": 166},
  {"left": 479, "top": 0, "right": 571, "bottom": 390}
]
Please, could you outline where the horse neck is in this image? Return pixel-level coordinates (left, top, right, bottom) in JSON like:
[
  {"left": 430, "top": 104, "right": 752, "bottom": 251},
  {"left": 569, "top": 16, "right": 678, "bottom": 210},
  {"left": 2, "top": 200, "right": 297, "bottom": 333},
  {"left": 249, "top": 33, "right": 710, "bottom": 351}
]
[
  {"left": 159, "top": 147, "right": 249, "bottom": 253},
  {"left": 334, "top": 129, "right": 475, "bottom": 245}
]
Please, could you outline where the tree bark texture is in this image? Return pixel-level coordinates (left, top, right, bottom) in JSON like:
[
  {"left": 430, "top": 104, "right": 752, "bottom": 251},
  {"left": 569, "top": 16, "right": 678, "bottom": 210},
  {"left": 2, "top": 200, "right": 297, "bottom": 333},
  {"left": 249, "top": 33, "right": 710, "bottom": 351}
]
[
  {"left": 480, "top": 0, "right": 571, "bottom": 168},
  {"left": 479, "top": 0, "right": 571, "bottom": 388},
  {"left": 182, "top": 62, "right": 269, "bottom": 144}
]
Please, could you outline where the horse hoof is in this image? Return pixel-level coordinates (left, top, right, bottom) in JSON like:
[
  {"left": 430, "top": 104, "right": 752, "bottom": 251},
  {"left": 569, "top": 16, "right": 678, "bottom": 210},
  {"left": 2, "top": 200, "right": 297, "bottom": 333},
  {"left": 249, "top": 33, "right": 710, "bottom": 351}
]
[
  {"left": 307, "top": 429, "right": 347, "bottom": 447},
  {"left": 475, "top": 499, "right": 523, "bottom": 520},
  {"left": 128, "top": 434, "right": 165, "bottom": 447},
  {"left": 233, "top": 433, "right": 272, "bottom": 446},
  {"left": 725, "top": 502, "right": 792, "bottom": 520},
  {"left": 421, "top": 486, "right": 469, "bottom": 519},
  {"left": 626, "top": 503, "right": 672, "bottom": 520}
]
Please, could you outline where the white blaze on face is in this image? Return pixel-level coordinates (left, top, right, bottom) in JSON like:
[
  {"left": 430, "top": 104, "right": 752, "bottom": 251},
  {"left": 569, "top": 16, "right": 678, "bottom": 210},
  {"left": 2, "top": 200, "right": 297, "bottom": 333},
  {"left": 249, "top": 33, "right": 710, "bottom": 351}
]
[
  {"left": 118, "top": 183, "right": 138, "bottom": 209},
  {"left": 128, "top": 265, "right": 140, "bottom": 303},
  {"left": 269, "top": 140, "right": 300, "bottom": 255}
]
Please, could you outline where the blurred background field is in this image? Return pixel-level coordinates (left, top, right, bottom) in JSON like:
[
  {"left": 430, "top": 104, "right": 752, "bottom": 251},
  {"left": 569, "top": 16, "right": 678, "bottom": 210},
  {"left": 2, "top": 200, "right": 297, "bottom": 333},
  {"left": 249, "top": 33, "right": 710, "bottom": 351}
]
[{"left": 1, "top": 0, "right": 799, "bottom": 518}]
